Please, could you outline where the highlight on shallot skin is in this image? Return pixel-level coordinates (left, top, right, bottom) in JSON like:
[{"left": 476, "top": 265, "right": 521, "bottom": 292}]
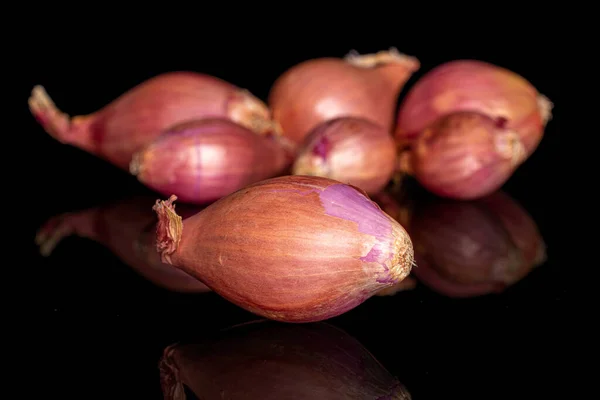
[
  {"left": 160, "top": 321, "right": 412, "bottom": 400},
  {"left": 28, "top": 72, "right": 280, "bottom": 171},
  {"left": 152, "top": 175, "right": 415, "bottom": 323},
  {"left": 130, "top": 118, "right": 291, "bottom": 205},
  {"left": 292, "top": 117, "right": 398, "bottom": 195},
  {"left": 269, "top": 48, "right": 420, "bottom": 145}
]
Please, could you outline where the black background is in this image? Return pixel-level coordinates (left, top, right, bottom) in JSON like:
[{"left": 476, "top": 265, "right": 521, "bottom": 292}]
[{"left": 17, "top": 11, "right": 564, "bottom": 400}]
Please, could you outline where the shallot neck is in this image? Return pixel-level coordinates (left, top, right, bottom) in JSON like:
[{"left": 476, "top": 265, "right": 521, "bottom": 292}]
[
  {"left": 227, "top": 89, "right": 281, "bottom": 136},
  {"left": 28, "top": 85, "right": 100, "bottom": 156}
]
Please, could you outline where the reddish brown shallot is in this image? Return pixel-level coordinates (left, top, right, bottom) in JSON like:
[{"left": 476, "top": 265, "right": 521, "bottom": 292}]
[
  {"left": 152, "top": 175, "right": 414, "bottom": 322},
  {"left": 130, "top": 118, "right": 291, "bottom": 204},
  {"left": 269, "top": 48, "right": 419, "bottom": 145},
  {"left": 29, "top": 72, "right": 281, "bottom": 170},
  {"left": 395, "top": 59, "right": 553, "bottom": 155},
  {"left": 401, "top": 111, "right": 528, "bottom": 199},
  {"left": 292, "top": 117, "right": 398, "bottom": 194}
]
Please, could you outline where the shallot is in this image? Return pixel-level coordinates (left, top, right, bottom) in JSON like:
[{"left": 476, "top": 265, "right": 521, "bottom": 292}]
[
  {"left": 130, "top": 118, "right": 291, "bottom": 204},
  {"left": 402, "top": 111, "right": 527, "bottom": 199},
  {"left": 269, "top": 48, "right": 419, "bottom": 145},
  {"left": 395, "top": 59, "right": 553, "bottom": 156},
  {"left": 160, "top": 320, "right": 411, "bottom": 400},
  {"left": 35, "top": 196, "right": 210, "bottom": 293},
  {"left": 29, "top": 72, "right": 280, "bottom": 170},
  {"left": 292, "top": 117, "right": 397, "bottom": 194},
  {"left": 153, "top": 175, "right": 414, "bottom": 322}
]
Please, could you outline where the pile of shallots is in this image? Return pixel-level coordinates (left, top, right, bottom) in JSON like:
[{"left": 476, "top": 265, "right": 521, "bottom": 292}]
[{"left": 29, "top": 47, "right": 552, "bottom": 323}]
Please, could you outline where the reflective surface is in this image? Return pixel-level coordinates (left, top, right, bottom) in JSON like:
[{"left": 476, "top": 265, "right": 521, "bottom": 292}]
[
  {"left": 160, "top": 320, "right": 411, "bottom": 399},
  {"left": 30, "top": 179, "right": 564, "bottom": 399},
  {"left": 24, "top": 39, "right": 563, "bottom": 399}
]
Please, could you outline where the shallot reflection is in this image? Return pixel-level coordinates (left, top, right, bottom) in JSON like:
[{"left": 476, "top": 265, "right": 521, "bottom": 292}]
[
  {"left": 374, "top": 189, "right": 546, "bottom": 298},
  {"left": 34, "top": 196, "right": 211, "bottom": 294},
  {"left": 159, "top": 320, "right": 411, "bottom": 399}
]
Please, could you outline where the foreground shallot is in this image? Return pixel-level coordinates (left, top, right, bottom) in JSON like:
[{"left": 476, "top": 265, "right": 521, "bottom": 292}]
[
  {"left": 130, "top": 118, "right": 291, "bottom": 204},
  {"left": 29, "top": 72, "right": 280, "bottom": 170},
  {"left": 153, "top": 175, "right": 414, "bottom": 322},
  {"left": 34, "top": 196, "right": 210, "bottom": 293},
  {"left": 269, "top": 48, "right": 419, "bottom": 145},
  {"left": 160, "top": 320, "right": 411, "bottom": 399},
  {"left": 292, "top": 117, "right": 397, "bottom": 194}
]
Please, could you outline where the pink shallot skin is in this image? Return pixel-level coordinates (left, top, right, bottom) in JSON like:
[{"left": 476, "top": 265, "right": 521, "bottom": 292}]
[
  {"left": 407, "top": 111, "right": 528, "bottom": 200},
  {"left": 28, "top": 72, "right": 279, "bottom": 170},
  {"left": 153, "top": 176, "right": 414, "bottom": 323},
  {"left": 269, "top": 48, "right": 420, "bottom": 145},
  {"left": 131, "top": 118, "right": 291, "bottom": 205},
  {"left": 292, "top": 117, "right": 398, "bottom": 195}
]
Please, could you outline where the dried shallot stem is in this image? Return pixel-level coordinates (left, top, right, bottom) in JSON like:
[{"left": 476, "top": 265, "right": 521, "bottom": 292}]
[
  {"left": 153, "top": 195, "right": 183, "bottom": 264},
  {"left": 344, "top": 47, "right": 420, "bottom": 71},
  {"left": 537, "top": 94, "right": 554, "bottom": 125},
  {"left": 28, "top": 85, "right": 73, "bottom": 143}
]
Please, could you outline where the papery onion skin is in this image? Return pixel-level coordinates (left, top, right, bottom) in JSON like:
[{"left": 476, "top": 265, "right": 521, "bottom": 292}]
[
  {"left": 28, "top": 72, "right": 280, "bottom": 170},
  {"left": 130, "top": 118, "right": 290, "bottom": 205},
  {"left": 153, "top": 175, "right": 414, "bottom": 323},
  {"left": 405, "top": 111, "right": 527, "bottom": 200},
  {"left": 34, "top": 196, "right": 211, "bottom": 294},
  {"left": 292, "top": 117, "right": 397, "bottom": 194},
  {"left": 160, "top": 320, "right": 412, "bottom": 400},
  {"left": 395, "top": 59, "right": 553, "bottom": 156},
  {"left": 406, "top": 191, "right": 545, "bottom": 298},
  {"left": 269, "top": 48, "right": 420, "bottom": 145}
]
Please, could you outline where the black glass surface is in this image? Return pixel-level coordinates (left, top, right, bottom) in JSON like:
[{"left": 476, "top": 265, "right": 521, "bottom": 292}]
[{"left": 21, "top": 26, "right": 563, "bottom": 399}]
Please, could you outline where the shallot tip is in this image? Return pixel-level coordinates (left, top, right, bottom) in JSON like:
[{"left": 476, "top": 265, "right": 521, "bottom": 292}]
[
  {"left": 34, "top": 215, "right": 74, "bottom": 257},
  {"left": 390, "top": 233, "right": 415, "bottom": 283},
  {"left": 159, "top": 344, "right": 185, "bottom": 400},
  {"left": 537, "top": 94, "right": 554, "bottom": 125},
  {"left": 153, "top": 195, "right": 183, "bottom": 265},
  {"left": 28, "top": 85, "right": 71, "bottom": 142},
  {"left": 228, "top": 88, "right": 281, "bottom": 136},
  {"left": 493, "top": 129, "right": 527, "bottom": 166},
  {"left": 344, "top": 47, "right": 420, "bottom": 71},
  {"left": 129, "top": 152, "right": 143, "bottom": 176}
]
